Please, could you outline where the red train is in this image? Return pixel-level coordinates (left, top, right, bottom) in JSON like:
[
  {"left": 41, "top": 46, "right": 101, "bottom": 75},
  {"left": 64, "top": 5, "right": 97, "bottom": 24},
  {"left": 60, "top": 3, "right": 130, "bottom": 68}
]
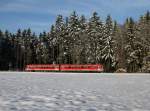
[{"left": 25, "top": 64, "right": 103, "bottom": 72}]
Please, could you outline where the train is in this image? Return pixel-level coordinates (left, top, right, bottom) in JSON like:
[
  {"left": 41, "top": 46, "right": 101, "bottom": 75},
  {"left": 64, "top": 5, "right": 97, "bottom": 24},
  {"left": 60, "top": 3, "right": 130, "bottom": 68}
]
[{"left": 25, "top": 64, "right": 103, "bottom": 72}]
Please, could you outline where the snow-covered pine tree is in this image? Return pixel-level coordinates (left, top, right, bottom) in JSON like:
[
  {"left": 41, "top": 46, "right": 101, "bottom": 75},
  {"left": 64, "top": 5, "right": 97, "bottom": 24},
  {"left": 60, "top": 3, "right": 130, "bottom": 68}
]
[
  {"left": 87, "top": 12, "right": 104, "bottom": 64},
  {"left": 102, "top": 15, "right": 116, "bottom": 72},
  {"left": 68, "top": 11, "right": 81, "bottom": 64},
  {"left": 112, "top": 21, "right": 125, "bottom": 69},
  {"left": 47, "top": 25, "right": 56, "bottom": 63},
  {"left": 124, "top": 18, "right": 142, "bottom": 72},
  {"left": 78, "top": 15, "right": 88, "bottom": 64},
  {"left": 55, "top": 15, "right": 65, "bottom": 64},
  {"left": 29, "top": 33, "right": 37, "bottom": 65},
  {"left": 40, "top": 31, "right": 50, "bottom": 64},
  {"left": 25, "top": 29, "right": 34, "bottom": 65},
  {"left": 62, "top": 17, "right": 72, "bottom": 64},
  {"left": 137, "top": 12, "right": 150, "bottom": 72}
]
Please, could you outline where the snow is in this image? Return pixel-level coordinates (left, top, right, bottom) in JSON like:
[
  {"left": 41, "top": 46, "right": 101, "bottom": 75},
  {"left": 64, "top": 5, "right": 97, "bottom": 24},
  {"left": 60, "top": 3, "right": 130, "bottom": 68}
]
[{"left": 0, "top": 72, "right": 150, "bottom": 111}]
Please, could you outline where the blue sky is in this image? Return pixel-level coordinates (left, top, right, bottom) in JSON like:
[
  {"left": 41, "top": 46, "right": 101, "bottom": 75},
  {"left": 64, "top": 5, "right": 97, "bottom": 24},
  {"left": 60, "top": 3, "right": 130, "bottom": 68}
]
[{"left": 0, "top": 0, "right": 150, "bottom": 34}]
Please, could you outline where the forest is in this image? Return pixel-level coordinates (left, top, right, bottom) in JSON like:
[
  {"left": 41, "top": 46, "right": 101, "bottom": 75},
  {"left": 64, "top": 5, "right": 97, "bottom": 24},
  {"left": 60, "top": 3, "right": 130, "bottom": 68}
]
[{"left": 0, "top": 11, "right": 150, "bottom": 72}]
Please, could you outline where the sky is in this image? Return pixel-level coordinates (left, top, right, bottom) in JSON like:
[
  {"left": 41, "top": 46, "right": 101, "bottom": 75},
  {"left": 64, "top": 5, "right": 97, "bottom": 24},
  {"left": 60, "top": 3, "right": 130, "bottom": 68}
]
[{"left": 0, "top": 0, "right": 150, "bottom": 34}]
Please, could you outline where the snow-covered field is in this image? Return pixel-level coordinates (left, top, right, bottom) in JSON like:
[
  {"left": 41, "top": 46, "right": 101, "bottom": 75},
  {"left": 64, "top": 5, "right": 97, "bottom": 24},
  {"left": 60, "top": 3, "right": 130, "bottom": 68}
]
[{"left": 0, "top": 72, "right": 150, "bottom": 111}]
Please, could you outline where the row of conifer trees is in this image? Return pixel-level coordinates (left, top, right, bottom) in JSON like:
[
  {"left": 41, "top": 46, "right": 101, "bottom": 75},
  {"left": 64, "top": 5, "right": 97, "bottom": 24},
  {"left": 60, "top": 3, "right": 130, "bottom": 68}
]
[{"left": 0, "top": 11, "right": 149, "bottom": 72}]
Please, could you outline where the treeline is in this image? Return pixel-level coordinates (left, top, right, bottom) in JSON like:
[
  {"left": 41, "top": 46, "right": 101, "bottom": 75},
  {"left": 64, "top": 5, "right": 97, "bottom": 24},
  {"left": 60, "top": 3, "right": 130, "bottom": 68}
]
[{"left": 0, "top": 11, "right": 150, "bottom": 72}]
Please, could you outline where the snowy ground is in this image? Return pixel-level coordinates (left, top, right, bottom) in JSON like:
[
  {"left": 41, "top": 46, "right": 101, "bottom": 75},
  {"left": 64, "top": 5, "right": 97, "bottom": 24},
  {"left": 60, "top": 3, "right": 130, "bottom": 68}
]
[{"left": 0, "top": 72, "right": 150, "bottom": 111}]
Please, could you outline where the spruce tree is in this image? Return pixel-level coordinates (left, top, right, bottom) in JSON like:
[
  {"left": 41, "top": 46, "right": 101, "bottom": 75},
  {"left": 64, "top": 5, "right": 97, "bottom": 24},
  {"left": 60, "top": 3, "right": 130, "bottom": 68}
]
[
  {"left": 68, "top": 11, "right": 80, "bottom": 64},
  {"left": 87, "top": 12, "right": 104, "bottom": 64},
  {"left": 78, "top": 15, "right": 88, "bottom": 64},
  {"left": 55, "top": 15, "right": 65, "bottom": 64},
  {"left": 113, "top": 21, "right": 125, "bottom": 69},
  {"left": 102, "top": 15, "right": 116, "bottom": 72},
  {"left": 124, "top": 18, "right": 140, "bottom": 72},
  {"left": 48, "top": 25, "right": 57, "bottom": 63}
]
